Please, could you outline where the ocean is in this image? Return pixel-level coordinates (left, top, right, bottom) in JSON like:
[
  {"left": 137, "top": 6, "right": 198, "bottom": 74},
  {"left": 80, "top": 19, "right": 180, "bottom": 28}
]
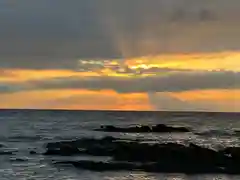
[{"left": 0, "top": 109, "right": 239, "bottom": 180}]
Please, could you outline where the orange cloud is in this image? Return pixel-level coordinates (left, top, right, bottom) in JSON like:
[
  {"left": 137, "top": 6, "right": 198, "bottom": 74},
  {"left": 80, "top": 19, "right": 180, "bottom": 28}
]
[
  {"left": 0, "top": 88, "right": 238, "bottom": 112},
  {"left": 0, "top": 89, "right": 151, "bottom": 111},
  {"left": 167, "top": 89, "right": 239, "bottom": 112},
  {"left": 0, "top": 69, "right": 99, "bottom": 82},
  {"left": 125, "top": 51, "right": 240, "bottom": 72},
  {"left": 0, "top": 51, "right": 239, "bottom": 112},
  {"left": 170, "top": 89, "right": 240, "bottom": 101},
  {"left": 0, "top": 51, "right": 239, "bottom": 84}
]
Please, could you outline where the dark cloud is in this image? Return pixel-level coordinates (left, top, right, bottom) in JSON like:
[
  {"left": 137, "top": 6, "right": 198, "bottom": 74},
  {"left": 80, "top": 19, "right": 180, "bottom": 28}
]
[
  {"left": 171, "top": 9, "right": 216, "bottom": 22},
  {"left": 0, "top": 83, "right": 23, "bottom": 93},
  {"left": 0, "top": 84, "right": 12, "bottom": 93},
  {"left": 0, "top": 70, "right": 238, "bottom": 93},
  {"left": 0, "top": 0, "right": 239, "bottom": 69},
  {"left": 0, "top": 0, "right": 119, "bottom": 69},
  {"left": 30, "top": 71, "right": 240, "bottom": 93}
]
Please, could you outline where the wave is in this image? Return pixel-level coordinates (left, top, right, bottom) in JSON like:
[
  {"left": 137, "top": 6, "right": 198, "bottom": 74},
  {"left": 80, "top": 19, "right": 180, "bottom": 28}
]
[{"left": 194, "top": 129, "right": 235, "bottom": 137}]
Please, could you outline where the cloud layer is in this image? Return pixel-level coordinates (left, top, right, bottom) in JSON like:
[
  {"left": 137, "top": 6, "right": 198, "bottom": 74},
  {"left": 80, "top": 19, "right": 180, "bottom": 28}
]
[
  {"left": 0, "top": 70, "right": 238, "bottom": 94},
  {"left": 0, "top": 0, "right": 240, "bottom": 69},
  {"left": 28, "top": 71, "right": 240, "bottom": 93},
  {"left": 0, "top": 1, "right": 239, "bottom": 111}
]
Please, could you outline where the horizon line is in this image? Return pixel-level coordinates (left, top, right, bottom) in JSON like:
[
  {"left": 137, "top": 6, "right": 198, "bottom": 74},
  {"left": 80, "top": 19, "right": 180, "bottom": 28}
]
[{"left": 0, "top": 108, "right": 238, "bottom": 114}]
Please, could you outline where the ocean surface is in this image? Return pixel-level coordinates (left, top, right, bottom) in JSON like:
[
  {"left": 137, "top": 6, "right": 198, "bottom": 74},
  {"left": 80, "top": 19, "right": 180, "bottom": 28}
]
[{"left": 0, "top": 109, "right": 239, "bottom": 180}]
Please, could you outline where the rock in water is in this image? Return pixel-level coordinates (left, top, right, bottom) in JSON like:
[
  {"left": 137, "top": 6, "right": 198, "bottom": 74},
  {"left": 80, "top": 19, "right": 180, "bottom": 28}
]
[
  {"left": 44, "top": 137, "right": 240, "bottom": 174},
  {"left": 95, "top": 124, "right": 190, "bottom": 133}
]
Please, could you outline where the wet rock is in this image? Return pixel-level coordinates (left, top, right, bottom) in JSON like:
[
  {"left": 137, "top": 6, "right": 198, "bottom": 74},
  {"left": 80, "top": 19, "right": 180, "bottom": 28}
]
[
  {"left": 44, "top": 138, "right": 216, "bottom": 163},
  {"left": 0, "top": 151, "right": 14, "bottom": 155},
  {"left": 112, "top": 142, "right": 187, "bottom": 162},
  {"left": 30, "top": 150, "right": 37, "bottom": 155},
  {"left": 96, "top": 124, "right": 190, "bottom": 133},
  {"left": 55, "top": 160, "right": 138, "bottom": 171},
  {"left": 10, "top": 157, "right": 28, "bottom": 162},
  {"left": 44, "top": 137, "right": 240, "bottom": 174},
  {"left": 44, "top": 136, "right": 118, "bottom": 156},
  {"left": 54, "top": 160, "right": 230, "bottom": 174},
  {"left": 0, "top": 144, "right": 6, "bottom": 148},
  {"left": 220, "top": 147, "right": 240, "bottom": 158},
  {"left": 152, "top": 124, "right": 190, "bottom": 132},
  {"left": 187, "top": 143, "right": 231, "bottom": 168},
  {"left": 219, "top": 146, "right": 240, "bottom": 168},
  {"left": 45, "top": 143, "right": 81, "bottom": 156},
  {"left": 195, "top": 130, "right": 233, "bottom": 137}
]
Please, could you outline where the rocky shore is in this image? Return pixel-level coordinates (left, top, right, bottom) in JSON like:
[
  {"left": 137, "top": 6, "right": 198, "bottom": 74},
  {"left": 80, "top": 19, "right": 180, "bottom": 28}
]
[{"left": 42, "top": 123, "right": 240, "bottom": 174}]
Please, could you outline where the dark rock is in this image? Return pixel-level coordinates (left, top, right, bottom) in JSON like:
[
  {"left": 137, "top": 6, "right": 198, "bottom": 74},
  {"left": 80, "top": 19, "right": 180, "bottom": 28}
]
[
  {"left": 54, "top": 160, "right": 229, "bottom": 174},
  {"left": 55, "top": 160, "right": 138, "bottom": 172},
  {"left": 188, "top": 143, "right": 230, "bottom": 168},
  {"left": 44, "top": 137, "right": 240, "bottom": 174},
  {"left": 0, "top": 151, "right": 14, "bottom": 155},
  {"left": 96, "top": 124, "right": 190, "bottom": 133},
  {"left": 30, "top": 150, "right": 37, "bottom": 155},
  {"left": 195, "top": 130, "right": 233, "bottom": 136},
  {"left": 152, "top": 124, "right": 190, "bottom": 132},
  {"left": 10, "top": 157, "right": 28, "bottom": 162},
  {"left": 0, "top": 144, "right": 6, "bottom": 148},
  {"left": 220, "top": 147, "right": 240, "bottom": 158},
  {"left": 112, "top": 142, "right": 187, "bottom": 162},
  {"left": 44, "top": 136, "right": 119, "bottom": 156},
  {"left": 219, "top": 147, "right": 240, "bottom": 169},
  {"left": 45, "top": 143, "right": 81, "bottom": 156},
  {"left": 100, "top": 125, "right": 117, "bottom": 132}
]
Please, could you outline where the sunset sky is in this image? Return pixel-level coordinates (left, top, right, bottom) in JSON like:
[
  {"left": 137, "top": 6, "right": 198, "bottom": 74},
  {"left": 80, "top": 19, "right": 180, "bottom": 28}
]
[{"left": 0, "top": 0, "right": 239, "bottom": 112}]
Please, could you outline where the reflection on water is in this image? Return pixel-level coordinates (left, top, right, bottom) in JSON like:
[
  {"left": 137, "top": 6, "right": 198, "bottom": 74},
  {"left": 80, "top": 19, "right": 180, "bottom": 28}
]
[
  {"left": 105, "top": 173, "right": 189, "bottom": 180},
  {"left": 189, "top": 175, "right": 239, "bottom": 180},
  {"left": 104, "top": 173, "right": 240, "bottom": 180},
  {"left": 105, "top": 172, "right": 159, "bottom": 180}
]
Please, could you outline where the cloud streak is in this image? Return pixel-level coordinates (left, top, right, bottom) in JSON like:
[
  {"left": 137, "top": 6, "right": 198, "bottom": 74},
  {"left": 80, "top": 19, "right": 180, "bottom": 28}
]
[
  {"left": 30, "top": 71, "right": 240, "bottom": 93},
  {"left": 0, "top": 70, "right": 238, "bottom": 93}
]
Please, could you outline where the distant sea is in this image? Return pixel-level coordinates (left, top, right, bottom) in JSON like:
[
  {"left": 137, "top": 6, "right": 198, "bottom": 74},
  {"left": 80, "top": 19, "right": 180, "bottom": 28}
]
[{"left": 0, "top": 109, "right": 239, "bottom": 180}]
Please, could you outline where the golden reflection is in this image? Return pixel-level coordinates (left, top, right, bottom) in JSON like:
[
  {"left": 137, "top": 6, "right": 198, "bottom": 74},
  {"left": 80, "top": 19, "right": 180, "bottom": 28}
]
[
  {"left": 105, "top": 172, "right": 158, "bottom": 180},
  {"left": 104, "top": 172, "right": 189, "bottom": 180}
]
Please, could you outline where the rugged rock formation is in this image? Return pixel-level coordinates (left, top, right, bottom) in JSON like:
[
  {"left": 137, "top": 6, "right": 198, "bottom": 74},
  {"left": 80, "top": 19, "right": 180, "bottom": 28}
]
[{"left": 44, "top": 136, "right": 240, "bottom": 174}]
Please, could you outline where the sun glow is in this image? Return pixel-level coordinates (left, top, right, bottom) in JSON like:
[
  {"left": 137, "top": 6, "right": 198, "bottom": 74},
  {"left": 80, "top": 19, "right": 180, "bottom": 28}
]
[
  {"left": 77, "top": 51, "right": 240, "bottom": 77},
  {"left": 0, "top": 51, "right": 239, "bottom": 111},
  {"left": 124, "top": 51, "right": 240, "bottom": 72}
]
